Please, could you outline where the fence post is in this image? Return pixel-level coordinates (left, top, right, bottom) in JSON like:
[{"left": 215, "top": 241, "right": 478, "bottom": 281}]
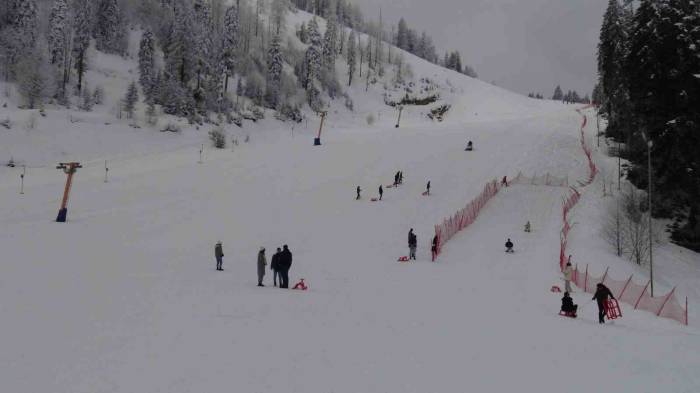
[
  {"left": 686, "top": 297, "right": 689, "bottom": 326},
  {"left": 584, "top": 264, "right": 589, "bottom": 293},
  {"left": 601, "top": 267, "right": 609, "bottom": 284},
  {"left": 618, "top": 275, "right": 634, "bottom": 299},
  {"left": 657, "top": 287, "right": 676, "bottom": 317},
  {"left": 635, "top": 281, "right": 651, "bottom": 309}
]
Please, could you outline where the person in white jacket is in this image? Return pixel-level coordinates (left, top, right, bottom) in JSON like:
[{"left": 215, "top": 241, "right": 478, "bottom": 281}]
[{"left": 563, "top": 261, "right": 574, "bottom": 293}]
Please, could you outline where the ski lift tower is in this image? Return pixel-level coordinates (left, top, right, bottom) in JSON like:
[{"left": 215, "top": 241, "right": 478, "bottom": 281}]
[
  {"left": 314, "top": 111, "right": 328, "bottom": 146},
  {"left": 56, "top": 162, "right": 82, "bottom": 222}
]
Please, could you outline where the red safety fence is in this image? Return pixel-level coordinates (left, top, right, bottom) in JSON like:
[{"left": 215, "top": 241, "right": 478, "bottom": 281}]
[
  {"left": 433, "top": 179, "right": 501, "bottom": 260},
  {"left": 560, "top": 108, "right": 688, "bottom": 325}
]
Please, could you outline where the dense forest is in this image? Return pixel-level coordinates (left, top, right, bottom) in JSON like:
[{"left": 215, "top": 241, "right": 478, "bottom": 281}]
[{"left": 596, "top": 0, "right": 700, "bottom": 250}]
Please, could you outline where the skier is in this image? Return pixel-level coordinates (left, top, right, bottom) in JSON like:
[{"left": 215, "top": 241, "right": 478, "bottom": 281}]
[
  {"left": 279, "top": 245, "right": 293, "bottom": 288},
  {"left": 465, "top": 141, "right": 473, "bottom": 151},
  {"left": 592, "top": 283, "right": 616, "bottom": 324},
  {"left": 431, "top": 234, "right": 438, "bottom": 261},
  {"left": 257, "top": 247, "right": 267, "bottom": 287},
  {"left": 561, "top": 292, "right": 578, "bottom": 317},
  {"left": 408, "top": 229, "right": 417, "bottom": 260},
  {"left": 426, "top": 181, "right": 431, "bottom": 195},
  {"left": 215, "top": 241, "right": 224, "bottom": 271},
  {"left": 356, "top": 186, "right": 362, "bottom": 200},
  {"left": 505, "top": 238, "right": 514, "bottom": 253},
  {"left": 271, "top": 247, "right": 281, "bottom": 286},
  {"left": 379, "top": 185, "right": 384, "bottom": 201},
  {"left": 563, "top": 261, "right": 573, "bottom": 293},
  {"left": 524, "top": 221, "right": 531, "bottom": 233}
]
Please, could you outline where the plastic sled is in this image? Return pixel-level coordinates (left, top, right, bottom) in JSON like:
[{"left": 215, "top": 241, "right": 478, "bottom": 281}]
[
  {"left": 370, "top": 198, "right": 379, "bottom": 202},
  {"left": 559, "top": 310, "right": 577, "bottom": 318},
  {"left": 422, "top": 191, "right": 429, "bottom": 196},
  {"left": 397, "top": 256, "right": 409, "bottom": 262},
  {"left": 386, "top": 185, "right": 395, "bottom": 188},
  {"left": 604, "top": 299, "right": 622, "bottom": 320},
  {"left": 550, "top": 285, "right": 561, "bottom": 293},
  {"left": 292, "top": 279, "right": 308, "bottom": 290}
]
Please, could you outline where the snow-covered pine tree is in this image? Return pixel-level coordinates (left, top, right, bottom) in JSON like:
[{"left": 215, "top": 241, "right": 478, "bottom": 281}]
[
  {"left": 72, "top": 0, "right": 92, "bottom": 94},
  {"left": 597, "top": 0, "right": 630, "bottom": 134},
  {"left": 138, "top": 30, "right": 156, "bottom": 100},
  {"left": 95, "top": 0, "right": 127, "bottom": 55},
  {"left": 302, "top": 17, "right": 322, "bottom": 89},
  {"left": 346, "top": 30, "right": 356, "bottom": 86},
  {"left": 123, "top": 81, "right": 139, "bottom": 119},
  {"left": 552, "top": 85, "right": 563, "bottom": 100},
  {"left": 2, "top": 0, "right": 38, "bottom": 79},
  {"left": 298, "top": 21, "right": 308, "bottom": 43},
  {"left": 193, "top": 0, "right": 214, "bottom": 91},
  {"left": 166, "top": 0, "right": 196, "bottom": 84},
  {"left": 221, "top": 5, "right": 240, "bottom": 92},
  {"left": 322, "top": 15, "right": 338, "bottom": 70},
  {"left": 265, "top": 34, "right": 283, "bottom": 108},
  {"left": 271, "top": 0, "right": 288, "bottom": 35},
  {"left": 48, "top": 0, "right": 69, "bottom": 66},
  {"left": 16, "top": 47, "right": 47, "bottom": 109},
  {"left": 396, "top": 18, "right": 408, "bottom": 50}
]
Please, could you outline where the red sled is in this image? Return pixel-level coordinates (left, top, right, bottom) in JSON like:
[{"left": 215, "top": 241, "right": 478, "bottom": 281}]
[
  {"left": 559, "top": 310, "right": 577, "bottom": 318},
  {"left": 292, "top": 279, "right": 308, "bottom": 290},
  {"left": 422, "top": 191, "right": 429, "bottom": 196},
  {"left": 397, "top": 256, "right": 409, "bottom": 262},
  {"left": 370, "top": 198, "right": 379, "bottom": 202},
  {"left": 604, "top": 299, "right": 622, "bottom": 320},
  {"left": 550, "top": 285, "right": 562, "bottom": 293}
]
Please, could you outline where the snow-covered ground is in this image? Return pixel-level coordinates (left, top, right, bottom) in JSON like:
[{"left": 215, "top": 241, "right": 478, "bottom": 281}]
[{"left": 2, "top": 8, "right": 700, "bottom": 392}]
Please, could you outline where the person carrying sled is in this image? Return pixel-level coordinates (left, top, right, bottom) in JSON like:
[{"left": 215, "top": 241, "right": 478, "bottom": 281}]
[
  {"left": 279, "top": 245, "right": 293, "bottom": 288},
  {"left": 271, "top": 247, "right": 282, "bottom": 286},
  {"left": 426, "top": 181, "right": 431, "bottom": 195},
  {"left": 356, "top": 186, "right": 362, "bottom": 200},
  {"left": 505, "top": 238, "right": 514, "bottom": 253},
  {"left": 379, "top": 185, "right": 384, "bottom": 200},
  {"left": 408, "top": 229, "right": 417, "bottom": 260},
  {"left": 561, "top": 292, "right": 578, "bottom": 317},
  {"left": 215, "top": 241, "right": 224, "bottom": 271},
  {"left": 257, "top": 247, "right": 267, "bottom": 287},
  {"left": 563, "top": 261, "right": 573, "bottom": 293},
  {"left": 465, "top": 141, "right": 473, "bottom": 151},
  {"left": 592, "top": 283, "right": 616, "bottom": 324}
]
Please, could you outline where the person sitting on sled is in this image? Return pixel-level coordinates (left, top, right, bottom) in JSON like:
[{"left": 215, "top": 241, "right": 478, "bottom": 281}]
[
  {"left": 465, "top": 141, "right": 473, "bottom": 151},
  {"left": 505, "top": 238, "right": 514, "bottom": 253},
  {"left": 561, "top": 292, "right": 577, "bottom": 317}
]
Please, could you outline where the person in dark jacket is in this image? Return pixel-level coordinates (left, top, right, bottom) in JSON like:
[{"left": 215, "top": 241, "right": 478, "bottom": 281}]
[
  {"left": 399, "top": 171, "right": 403, "bottom": 184},
  {"left": 465, "top": 141, "right": 473, "bottom": 151},
  {"left": 394, "top": 172, "right": 399, "bottom": 186},
  {"left": 431, "top": 234, "right": 438, "bottom": 260},
  {"left": 257, "top": 247, "right": 267, "bottom": 287},
  {"left": 592, "top": 283, "right": 615, "bottom": 324},
  {"left": 215, "top": 241, "right": 224, "bottom": 271},
  {"left": 356, "top": 186, "right": 361, "bottom": 200},
  {"left": 426, "top": 181, "right": 431, "bottom": 195},
  {"left": 561, "top": 292, "right": 577, "bottom": 316},
  {"left": 271, "top": 247, "right": 281, "bottom": 286},
  {"left": 279, "top": 245, "right": 292, "bottom": 288},
  {"left": 379, "top": 185, "right": 383, "bottom": 200},
  {"left": 505, "top": 238, "right": 514, "bottom": 253},
  {"left": 408, "top": 229, "right": 417, "bottom": 260}
]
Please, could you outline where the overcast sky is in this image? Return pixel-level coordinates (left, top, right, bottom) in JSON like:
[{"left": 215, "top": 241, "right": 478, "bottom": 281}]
[{"left": 352, "top": 0, "right": 608, "bottom": 97}]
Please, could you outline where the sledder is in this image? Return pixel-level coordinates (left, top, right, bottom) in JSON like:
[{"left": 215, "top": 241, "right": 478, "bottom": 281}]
[
  {"left": 592, "top": 283, "right": 616, "bottom": 324},
  {"left": 505, "top": 238, "right": 514, "bottom": 253},
  {"left": 465, "top": 141, "right": 473, "bottom": 151},
  {"left": 559, "top": 292, "right": 578, "bottom": 318}
]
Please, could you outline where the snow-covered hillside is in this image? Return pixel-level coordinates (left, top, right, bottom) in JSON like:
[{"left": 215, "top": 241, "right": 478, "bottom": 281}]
[{"left": 2, "top": 4, "right": 700, "bottom": 393}]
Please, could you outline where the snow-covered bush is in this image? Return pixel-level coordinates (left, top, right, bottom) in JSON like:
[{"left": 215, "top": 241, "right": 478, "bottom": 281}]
[
  {"left": 209, "top": 127, "right": 227, "bottom": 149},
  {"left": 366, "top": 113, "right": 375, "bottom": 126}
]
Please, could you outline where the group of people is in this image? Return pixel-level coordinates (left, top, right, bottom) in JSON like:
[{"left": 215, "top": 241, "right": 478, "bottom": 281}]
[
  {"left": 393, "top": 171, "right": 404, "bottom": 186},
  {"left": 216, "top": 242, "right": 294, "bottom": 288},
  {"left": 405, "top": 228, "right": 440, "bottom": 261},
  {"left": 560, "top": 260, "right": 617, "bottom": 324}
]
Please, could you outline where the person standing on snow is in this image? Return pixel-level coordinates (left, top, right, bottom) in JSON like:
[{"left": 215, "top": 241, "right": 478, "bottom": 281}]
[
  {"left": 408, "top": 229, "right": 417, "bottom": 260},
  {"left": 592, "top": 283, "right": 615, "bottom": 324},
  {"left": 356, "top": 186, "right": 362, "bottom": 200},
  {"left": 271, "top": 247, "right": 281, "bottom": 286},
  {"left": 379, "top": 185, "right": 384, "bottom": 200},
  {"left": 215, "top": 241, "right": 224, "bottom": 271},
  {"left": 257, "top": 247, "right": 267, "bottom": 286},
  {"left": 426, "top": 181, "right": 431, "bottom": 195},
  {"left": 431, "top": 234, "right": 438, "bottom": 260},
  {"left": 563, "top": 261, "right": 574, "bottom": 293},
  {"left": 399, "top": 171, "right": 404, "bottom": 185},
  {"left": 394, "top": 172, "right": 400, "bottom": 186},
  {"left": 279, "top": 245, "right": 293, "bottom": 288},
  {"left": 505, "top": 238, "right": 514, "bottom": 253}
]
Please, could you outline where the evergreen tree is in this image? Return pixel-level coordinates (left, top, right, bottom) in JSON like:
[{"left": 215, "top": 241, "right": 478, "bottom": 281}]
[
  {"left": 346, "top": 30, "right": 356, "bottom": 86},
  {"left": 16, "top": 48, "right": 47, "bottom": 109},
  {"left": 396, "top": 18, "right": 408, "bottom": 50},
  {"left": 2, "top": 0, "right": 38, "bottom": 79},
  {"left": 166, "top": 1, "right": 196, "bottom": 84},
  {"left": 271, "top": 0, "right": 288, "bottom": 35},
  {"left": 322, "top": 15, "right": 338, "bottom": 69},
  {"left": 95, "top": 0, "right": 127, "bottom": 55},
  {"left": 221, "top": 5, "right": 240, "bottom": 92},
  {"left": 266, "top": 34, "right": 283, "bottom": 108},
  {"left": 48, "top": 0, "right": 69, "bottom": 66},
  {"left": 138, "top": 30, "right": 156, "bottom": 100},
  {"left": 298, "top": 21, "right": 308, "bottom": 43},
  {"left": 123, "top": 81, "right": 139, "bottom": 119},
  {"left": 597, "top": 0, "right": 630, "bottom": 134},
  {"left": 552, "top": 85, "right": 563, "bottom": 100},
  {"left": 302, "top": 17, "right": 322, "bottom": 89},
  {"left": 72, "top": 0, "right": 92, "bottom": 94}
]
